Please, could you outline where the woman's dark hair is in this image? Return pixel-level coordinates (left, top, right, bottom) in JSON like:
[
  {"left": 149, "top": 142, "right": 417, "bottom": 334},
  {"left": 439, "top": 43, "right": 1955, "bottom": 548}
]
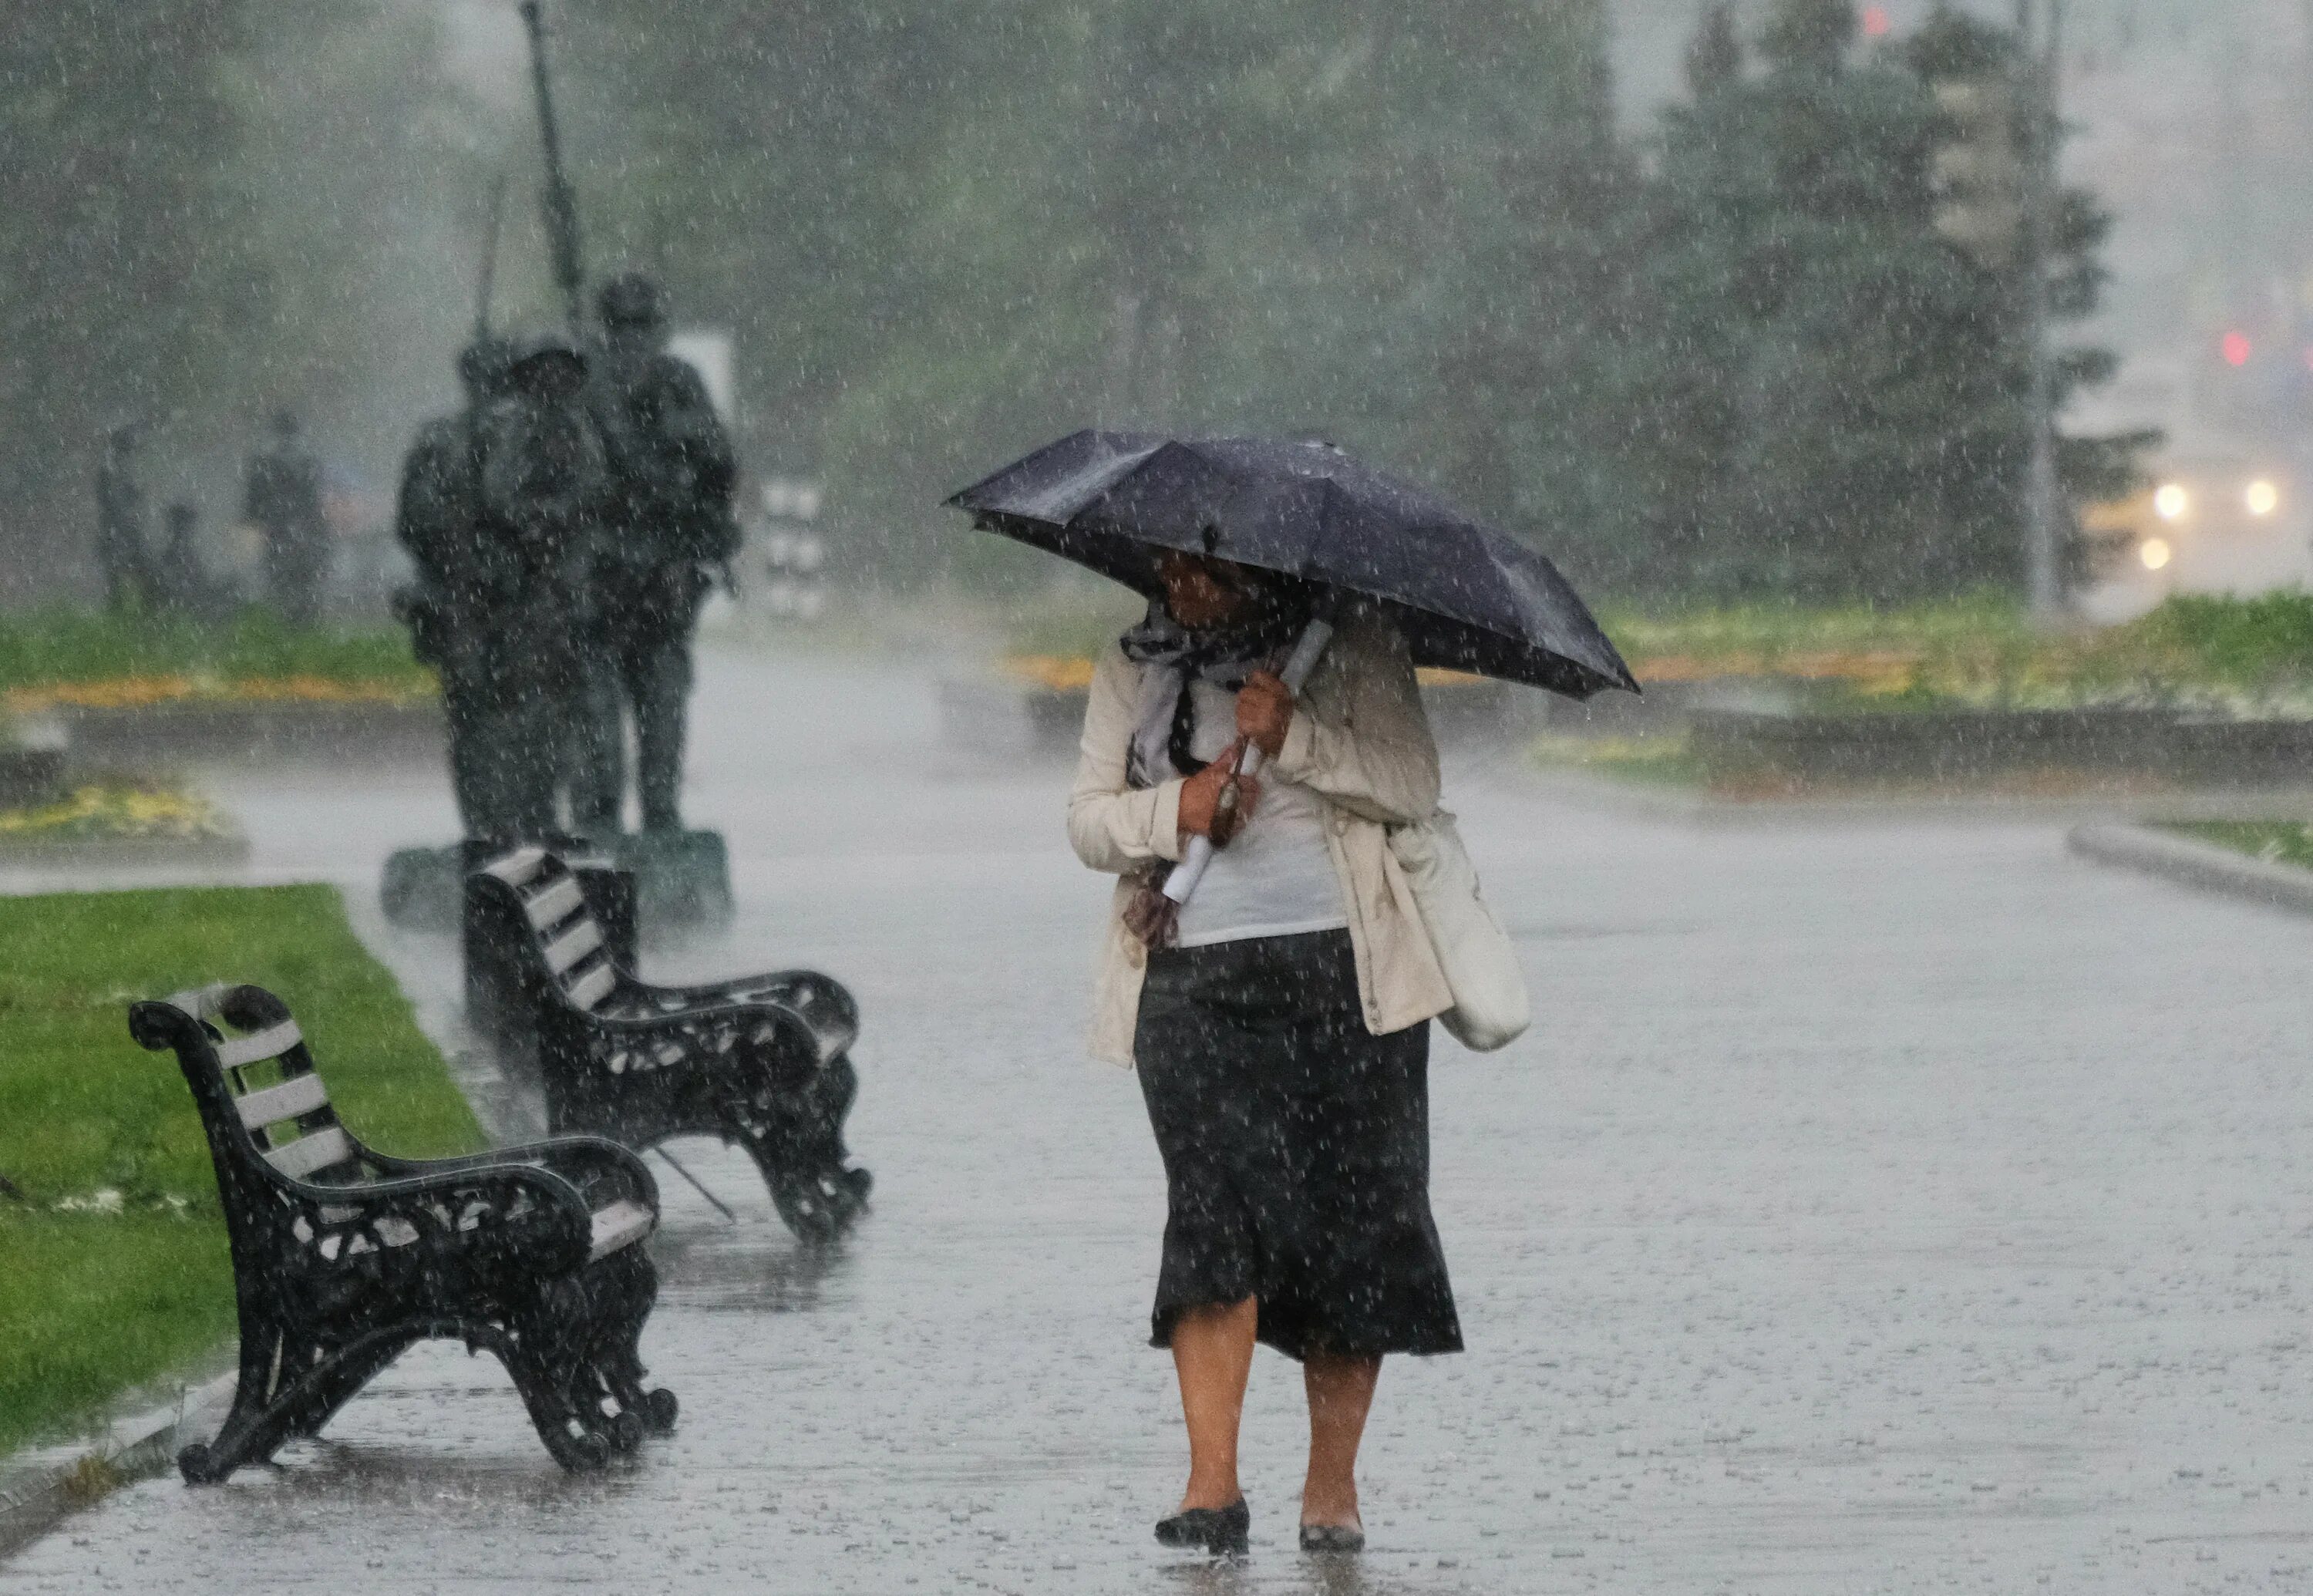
[{"left": 1167, "top": 552, "right": 1309, "bottom": 628}]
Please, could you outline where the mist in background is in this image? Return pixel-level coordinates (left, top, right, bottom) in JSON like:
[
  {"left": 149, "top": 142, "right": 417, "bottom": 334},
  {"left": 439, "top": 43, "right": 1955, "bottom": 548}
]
[{"left": 4, "top": 0, "right": 2308, "bottom": 608}]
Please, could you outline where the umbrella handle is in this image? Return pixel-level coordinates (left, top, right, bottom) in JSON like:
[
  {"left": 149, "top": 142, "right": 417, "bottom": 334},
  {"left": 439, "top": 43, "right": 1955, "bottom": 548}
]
[{"left": 1163, "top": 618, "right": 1335, "bottom": 907}]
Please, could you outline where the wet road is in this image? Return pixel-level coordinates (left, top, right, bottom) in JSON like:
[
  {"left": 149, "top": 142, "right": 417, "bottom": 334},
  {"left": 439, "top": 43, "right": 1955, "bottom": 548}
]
[{"left": 8, "top": 644, "right": 2313, "bottom": 1593}]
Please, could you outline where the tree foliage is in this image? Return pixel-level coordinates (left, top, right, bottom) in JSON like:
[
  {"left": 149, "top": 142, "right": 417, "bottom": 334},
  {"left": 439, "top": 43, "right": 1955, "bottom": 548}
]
[
  {"left": 0, "top": 2, "right": 251, "bottom": 598},
  {"left": 0, "top": 2, "right": 482, "bottom": 599},
  {"left": 551, "top": 0, "right": 1632, "bottom": 584},
  {"left": 1621, "top": 1, "right": 2141, "bottom": 602},
  {"left": 0, "top": 1, "right": 2138, "bottom": 608}
]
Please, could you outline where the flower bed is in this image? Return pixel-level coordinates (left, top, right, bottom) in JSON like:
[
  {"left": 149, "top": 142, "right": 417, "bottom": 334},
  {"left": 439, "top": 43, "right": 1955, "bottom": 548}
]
[
  {"left": 4, "top": 673, "right": 430, "bottom": 719},
  {"left": 0, "top": 610, "right": 433, "bottom": 715},
  {"left": 0, "top": 782, "right": 235, "bottom": 847},
  {"left": 1609, "top": 593, "right": 2313, "bottom": 716}
]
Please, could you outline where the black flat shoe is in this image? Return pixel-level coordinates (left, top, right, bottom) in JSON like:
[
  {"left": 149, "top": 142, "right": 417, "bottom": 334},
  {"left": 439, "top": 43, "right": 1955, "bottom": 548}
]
[
  {"left": 1298, "top": 1523, "right": 1365, "bottom": 1554},
  {"left": 1155, "top": 1497, "right": 1250, "bottom": 1555}
]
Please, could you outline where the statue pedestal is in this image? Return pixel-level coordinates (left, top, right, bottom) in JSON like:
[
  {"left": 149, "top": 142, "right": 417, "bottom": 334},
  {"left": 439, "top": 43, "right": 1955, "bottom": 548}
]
[
  {"left": 599, "top": 829, "right": 732, "bottom": 930},
  {"left": 380, "top": 843, "right": 470, "bottom": 933},
  {"left": 382, "top": 829, "right": 730, "bottom": 937}
]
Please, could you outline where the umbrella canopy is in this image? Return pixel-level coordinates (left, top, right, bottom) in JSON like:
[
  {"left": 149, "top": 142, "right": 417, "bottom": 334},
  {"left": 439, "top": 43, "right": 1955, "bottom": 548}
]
[{"left": 947, "top": 429, "right": 1638, "bottom": 699}]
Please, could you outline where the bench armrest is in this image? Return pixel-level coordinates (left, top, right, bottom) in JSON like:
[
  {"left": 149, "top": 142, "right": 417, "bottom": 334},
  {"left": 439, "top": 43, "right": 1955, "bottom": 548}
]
[
  {"left": 598, "top": 982, "right": 857, "bottom": 1066},
  {"left": 280, "top": 1158, "right": 600, "bottom": 1274},
  {"left": 372, "top": 1135, "right": 658, "bottom": 1215}
]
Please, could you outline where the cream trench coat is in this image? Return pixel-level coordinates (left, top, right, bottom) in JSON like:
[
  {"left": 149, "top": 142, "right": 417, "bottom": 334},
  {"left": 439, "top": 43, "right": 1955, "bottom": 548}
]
[{"left": 1066, "top": 611, "right": 1455, "bottom": 1067}]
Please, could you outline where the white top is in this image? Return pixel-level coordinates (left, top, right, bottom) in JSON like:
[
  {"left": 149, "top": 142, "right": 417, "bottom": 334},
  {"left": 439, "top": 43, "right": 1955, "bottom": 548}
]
[{"left": 1170, "top": 678, "right": 1349, "bottom": 949}]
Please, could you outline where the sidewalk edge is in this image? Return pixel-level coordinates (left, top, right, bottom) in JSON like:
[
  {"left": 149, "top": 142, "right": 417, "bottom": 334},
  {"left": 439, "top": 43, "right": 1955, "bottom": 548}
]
[
  {"left": 2066, "top": 823, "right": 2313, "bottom": 914},
  {"left": 0, "top": 1372, "right": 236, "bottom": 1561}
]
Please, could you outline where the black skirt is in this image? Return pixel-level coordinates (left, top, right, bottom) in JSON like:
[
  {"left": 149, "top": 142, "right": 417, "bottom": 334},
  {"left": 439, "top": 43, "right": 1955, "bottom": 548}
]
[{"left": 1134, "top": 929, "right": 1463, "bottom": 1362}]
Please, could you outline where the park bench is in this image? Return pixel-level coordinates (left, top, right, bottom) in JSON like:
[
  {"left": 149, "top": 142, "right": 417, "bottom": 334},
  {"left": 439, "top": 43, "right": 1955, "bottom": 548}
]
[
  {"left": 470, "top": 846, "right": 872, "bottom": 1242},
  {"left": 130, "top": 983, "right": 677, "bottom": 1482}
]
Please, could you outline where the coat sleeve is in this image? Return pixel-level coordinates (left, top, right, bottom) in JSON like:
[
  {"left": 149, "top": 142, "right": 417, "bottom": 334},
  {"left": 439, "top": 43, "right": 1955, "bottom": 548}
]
[
  {"left": 1067, "top": 643, "right": 1187, "bottom": 873},
  {"left": 1267, "top": 614, "right": 1439, "bottom": 827}
]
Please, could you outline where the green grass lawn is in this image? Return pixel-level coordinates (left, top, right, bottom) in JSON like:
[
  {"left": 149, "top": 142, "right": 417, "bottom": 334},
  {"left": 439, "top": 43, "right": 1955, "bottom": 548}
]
[
  {"left": 1006, "top": 591, "right": 2313, "bottom": 713},
  {"left": 0, "top": 607, "right": 430, "bottom": 702},
  {"left": 0, "top": 884, "right": 483, "bottom": 1455},
  {"left": 2167, "top": 821, "right": 2313, "bottom": 870}
]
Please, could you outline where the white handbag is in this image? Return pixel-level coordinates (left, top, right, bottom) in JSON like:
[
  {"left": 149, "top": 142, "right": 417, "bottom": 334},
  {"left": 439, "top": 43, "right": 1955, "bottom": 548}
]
[{"left": 1387, "top": 809, "right": 1530, "bottom": 1052}]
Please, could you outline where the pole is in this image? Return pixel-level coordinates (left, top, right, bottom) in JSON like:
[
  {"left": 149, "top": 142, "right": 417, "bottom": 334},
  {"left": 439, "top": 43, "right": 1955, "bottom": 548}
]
[
  {"left": 473, "top": 172, "right": 507, "bottom": 343},
  {"left": 519, "top": 0, "right": 587, "bottom": 333},
  {"left": 2018, "top": 0, "right": 2066, "bottom": 621}
]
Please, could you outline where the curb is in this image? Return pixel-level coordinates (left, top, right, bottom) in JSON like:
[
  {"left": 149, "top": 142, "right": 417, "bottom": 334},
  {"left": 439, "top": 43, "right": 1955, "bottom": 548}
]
[
  {"left": 0, "top": 1371, "right": 235, "bottom": 1561},
  {"left": 2066, "top": 823, "right": 2313, "bottom": 915},
  {"left": 0, "top": 832, "right": 251, "bottom": 867},
  {"left": 55, "top": 699, "right": 445, "bottom": 766},
  {"left": 1527, "top": 763, "right": 2313, "bottom": 830}
]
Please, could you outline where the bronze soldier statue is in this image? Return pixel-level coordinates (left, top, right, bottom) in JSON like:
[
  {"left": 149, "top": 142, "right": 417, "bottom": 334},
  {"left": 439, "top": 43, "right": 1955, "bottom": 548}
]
[
  {"left": 575, "top": 273, "right": 738, "bottom": 836},
  {"left": 470, "top": 331, "right": 609, "bottom": 839},
  {"left": 96, "top": 421, "right": 154, "bottom": 613},
  {"left": 393, "top": 338, "right": 514, "bottom": 832},
  {"left": 152, "top": 501, "right": 234, "bottom": 620},
  {"left": 242, "top": 409, "right": 331, "bottom": 625}
]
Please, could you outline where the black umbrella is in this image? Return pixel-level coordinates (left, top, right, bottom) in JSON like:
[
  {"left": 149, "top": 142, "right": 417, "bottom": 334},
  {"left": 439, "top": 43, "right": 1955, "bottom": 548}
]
[{"left": 946, "top": 429, "right": 1638, "bottom": 699}]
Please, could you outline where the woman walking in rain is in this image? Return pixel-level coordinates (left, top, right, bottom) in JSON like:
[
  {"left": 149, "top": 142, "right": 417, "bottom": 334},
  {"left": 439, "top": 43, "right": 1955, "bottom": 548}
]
[{"left": 1069, "top": 549, "right": 1462, "bottom": 1557}]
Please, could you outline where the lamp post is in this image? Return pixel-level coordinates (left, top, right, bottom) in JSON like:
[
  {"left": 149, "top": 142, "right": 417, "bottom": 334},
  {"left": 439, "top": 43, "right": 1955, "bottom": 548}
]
[{"left": 2018, "top": 0, "right": 2068, "bottom": 621}]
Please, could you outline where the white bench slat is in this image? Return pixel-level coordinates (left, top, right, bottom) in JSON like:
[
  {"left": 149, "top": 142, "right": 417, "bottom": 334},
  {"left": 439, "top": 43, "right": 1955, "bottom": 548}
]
[
  {"left": 588, "top": 1199, "right": 654, "bottom": 1261},
  {"left": 216, "top": 1020, "right": 304, "bottom": 1069},
  {"left": 482, "top": 847, "right": 547, "bottom": 887},
  {"left": 167, "top": 984, "right": 230, "bottom": 1022},
  {"left": 237, "top": 1072, "right": 330, "bottom": 1130},
  {"left": 544, "top": 919, "right": 604, "bottom": 975},
  {"left": 265, "top": 1126, "right": 354, "bottom": 1181},
  {"left": 524, "top": 876, "right": 585, "bottom": 930},
  {"left": 565, "top": 963, "right": 617, "bottom": 1012}
]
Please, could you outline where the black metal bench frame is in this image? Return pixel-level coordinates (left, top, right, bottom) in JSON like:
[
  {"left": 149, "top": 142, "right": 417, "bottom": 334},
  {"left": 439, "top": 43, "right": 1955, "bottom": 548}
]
[
  {"left": 470, "top": 847, "right": 871, "bottom": 1242},
  {"left": 131, "top": 983, "right": 677, "bottom": 1481}
]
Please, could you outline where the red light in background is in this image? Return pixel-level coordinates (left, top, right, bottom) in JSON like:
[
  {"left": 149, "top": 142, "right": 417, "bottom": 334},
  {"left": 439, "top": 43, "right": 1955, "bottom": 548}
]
[
  {"left": 1862, "top": 6, "right": 1893, "bottom": 36},
  {"left": 2224, "top": 332, "right": 2253, "bottom": 367}
]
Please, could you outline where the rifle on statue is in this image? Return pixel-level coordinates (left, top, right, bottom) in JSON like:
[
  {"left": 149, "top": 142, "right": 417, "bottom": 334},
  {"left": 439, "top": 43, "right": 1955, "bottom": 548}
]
[
  {"left": 519, "top": 0, "right": 588, "bottom": 332},
  {"left": 473, "top": 171, "right": 507, "bottom": 342}
]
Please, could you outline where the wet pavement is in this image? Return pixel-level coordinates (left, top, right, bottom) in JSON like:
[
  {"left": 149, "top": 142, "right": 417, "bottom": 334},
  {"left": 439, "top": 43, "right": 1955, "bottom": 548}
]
[{"left": 7, "top": 644, "right": 2313, "bottom": 1592}]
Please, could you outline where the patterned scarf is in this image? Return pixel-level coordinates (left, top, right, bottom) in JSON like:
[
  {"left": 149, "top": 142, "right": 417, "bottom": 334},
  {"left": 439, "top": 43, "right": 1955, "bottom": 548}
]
[{"left": 1118, "top": 599, "right": 1301, "bottom": 790}]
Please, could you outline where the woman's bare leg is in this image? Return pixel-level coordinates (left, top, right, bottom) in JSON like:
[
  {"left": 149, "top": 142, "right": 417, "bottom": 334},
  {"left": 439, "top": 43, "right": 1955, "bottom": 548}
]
[
  {"left": 1171, "top": 1298, "right": 1258, "bottom": 1510},
  {"left": 1301, "top": 1353, "right": 1381, "bottom": 1528}
]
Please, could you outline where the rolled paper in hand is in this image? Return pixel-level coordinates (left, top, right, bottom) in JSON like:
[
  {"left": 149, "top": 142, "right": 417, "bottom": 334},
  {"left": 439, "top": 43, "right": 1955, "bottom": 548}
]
[{"left": 1162, "top": 616, "right": 1336, "bottom": 907}]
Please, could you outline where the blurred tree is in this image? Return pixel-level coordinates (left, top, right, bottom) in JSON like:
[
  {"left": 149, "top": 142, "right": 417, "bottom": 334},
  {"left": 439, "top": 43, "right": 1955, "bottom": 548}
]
[
  {"left": 1761, "top": 0, "right": 1860, "bottom": 74},
  {"left": 550, "top": 1, "right": 1098, "bottom": 579},
  {"left": 0, "top": 2, "right": 252, "bottom": 598},
  {"left": 215, "top": 3, "right": 487, "bottom": 460},
  {"left": 551, "top": 0, "right": 1636, "bottom": 588},
  {"left": 1628, "top": 0, "right": 2142, "bottom": 602},
  {"left": 1684, "top": 3, "right": 1745, "bottom": 99},
  {"left": 0, "top": 2, "right": 481, "bottom": 601}
]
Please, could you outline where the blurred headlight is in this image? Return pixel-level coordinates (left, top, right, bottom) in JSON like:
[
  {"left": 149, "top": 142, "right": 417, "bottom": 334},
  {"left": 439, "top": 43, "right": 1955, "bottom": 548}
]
[
  {"left": 2247, "top": 480, "right": 2280, "bottom": 516},
  {"left": 2153, "top": 483, "right": 2189, "bottom": 520},
  {"left": 2140, "top": 537, "right": 2173, "bottom": 571}
]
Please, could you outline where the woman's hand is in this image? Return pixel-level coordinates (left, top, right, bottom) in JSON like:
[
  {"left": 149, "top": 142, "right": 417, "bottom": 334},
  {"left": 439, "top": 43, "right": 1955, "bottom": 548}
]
[
  {"left": 1237, "top": 670, "right": 1294, "bottom": 760},
  {"left": 1178, "top": 739, "right": 1260, "bottom": 848}
]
